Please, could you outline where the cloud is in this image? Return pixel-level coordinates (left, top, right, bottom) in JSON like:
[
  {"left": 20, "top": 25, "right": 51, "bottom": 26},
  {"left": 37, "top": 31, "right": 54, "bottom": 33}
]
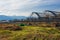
[{"left": 0, "top": 0, "right": 60, "bottom": 16}]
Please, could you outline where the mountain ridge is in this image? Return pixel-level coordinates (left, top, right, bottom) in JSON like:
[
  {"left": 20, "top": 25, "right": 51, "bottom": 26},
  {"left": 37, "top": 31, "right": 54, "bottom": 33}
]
[{"left": 0, "top": 15, "right": 27, "bottom": 20}]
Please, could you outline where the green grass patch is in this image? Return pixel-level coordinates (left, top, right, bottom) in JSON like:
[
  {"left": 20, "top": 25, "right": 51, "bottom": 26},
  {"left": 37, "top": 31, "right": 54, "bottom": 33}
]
[{"left": 0, "top": 26, "right": 60, "bottom": 40}]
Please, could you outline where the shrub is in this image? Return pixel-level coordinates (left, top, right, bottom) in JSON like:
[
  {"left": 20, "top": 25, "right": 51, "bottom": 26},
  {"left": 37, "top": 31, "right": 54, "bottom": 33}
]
[{"left": 19, "top": 24, "right": 26, "bottom": 26}]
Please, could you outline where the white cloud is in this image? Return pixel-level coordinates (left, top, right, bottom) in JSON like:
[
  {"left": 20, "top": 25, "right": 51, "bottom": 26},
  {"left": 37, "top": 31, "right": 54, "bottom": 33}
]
[{"left": 0, "top": 0, "right": 59, "bottom": 16}]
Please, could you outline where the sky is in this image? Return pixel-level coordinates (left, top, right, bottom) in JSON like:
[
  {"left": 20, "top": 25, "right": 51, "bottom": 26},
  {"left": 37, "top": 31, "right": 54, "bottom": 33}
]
[{"left": 0, "top": 0, "right": 60, "bottom": 16}]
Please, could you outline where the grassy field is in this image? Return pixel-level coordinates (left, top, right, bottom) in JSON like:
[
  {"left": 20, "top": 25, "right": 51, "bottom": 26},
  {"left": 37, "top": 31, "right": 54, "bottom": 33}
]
[{"left": 0, "top": 26, "right": 60, "bottom": 40}]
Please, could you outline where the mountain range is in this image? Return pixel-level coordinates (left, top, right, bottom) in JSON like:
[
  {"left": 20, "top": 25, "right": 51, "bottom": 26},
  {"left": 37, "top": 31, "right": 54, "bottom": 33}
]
[{"left": 0, "top": 15, "right": 27, "bottom": 20}]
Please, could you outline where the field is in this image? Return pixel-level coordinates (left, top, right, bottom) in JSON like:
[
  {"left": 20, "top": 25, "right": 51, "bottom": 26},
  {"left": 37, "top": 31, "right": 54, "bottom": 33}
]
[{"left": 0, "top": 25, "right": 60, "bottom": 40}]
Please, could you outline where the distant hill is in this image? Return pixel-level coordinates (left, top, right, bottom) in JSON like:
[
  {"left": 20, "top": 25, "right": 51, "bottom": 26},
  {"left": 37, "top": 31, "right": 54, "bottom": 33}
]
[{"left": 0, "top": 15, "right": 27, "bottom": 20}]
